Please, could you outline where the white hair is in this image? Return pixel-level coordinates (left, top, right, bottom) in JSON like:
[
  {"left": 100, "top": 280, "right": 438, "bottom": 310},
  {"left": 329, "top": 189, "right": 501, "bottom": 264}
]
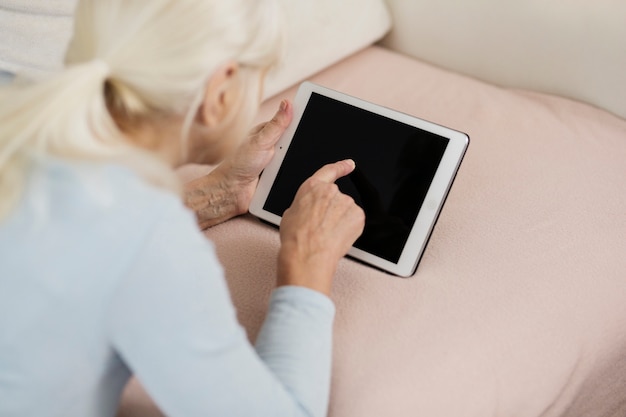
[{"left": 0, "top": 0, "right": 284, "bottom": 219}]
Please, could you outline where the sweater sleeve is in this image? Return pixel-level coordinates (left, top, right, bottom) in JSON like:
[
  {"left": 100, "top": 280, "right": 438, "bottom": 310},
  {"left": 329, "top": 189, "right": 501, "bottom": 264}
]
[{"left": 106, "top": 203, "right": 335, "bottom": 417}]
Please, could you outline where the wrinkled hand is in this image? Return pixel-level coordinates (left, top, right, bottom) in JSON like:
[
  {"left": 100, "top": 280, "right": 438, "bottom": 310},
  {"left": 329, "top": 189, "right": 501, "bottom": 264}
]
[
  {"left": 185, "top": 100, "right": 293, "bottom": 229},
  {"left": 278, "top": 160, "right": 365, "bottom": 296},
  {"left": 216, "top": 99, "right": 293, "bottom": 213}
]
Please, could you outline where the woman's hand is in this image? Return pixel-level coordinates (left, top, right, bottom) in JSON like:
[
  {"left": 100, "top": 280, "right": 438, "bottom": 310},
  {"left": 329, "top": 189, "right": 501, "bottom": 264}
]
[
  {"left": 184, "top": 100, "right": 293, "bottom": 229},
  {"left": 278, "top": 160, "right": 366, "bottom": 296}
]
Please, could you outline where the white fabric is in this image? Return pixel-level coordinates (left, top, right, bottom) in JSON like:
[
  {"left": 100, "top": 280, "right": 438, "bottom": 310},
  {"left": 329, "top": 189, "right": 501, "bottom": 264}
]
[
  {"left": 263, "top": 0, "right": 391, "bottom": 99},
  {"left": 380, "top": 0, "right": 626, "bottom": 120},
  {"left": 0, "top": 1, "right": 76, "bottom": 76},
  {"left": 0, "top": 0, "right": 392, "bottom": 98},
  {"left": 0, "top": 69, "right": 13, "bottom": 84}
]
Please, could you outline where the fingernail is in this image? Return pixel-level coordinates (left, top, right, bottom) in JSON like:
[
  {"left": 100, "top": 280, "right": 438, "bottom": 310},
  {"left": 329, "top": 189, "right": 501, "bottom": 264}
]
[{"left": 346, "top": 159, "right": 356, "bottom": 169}]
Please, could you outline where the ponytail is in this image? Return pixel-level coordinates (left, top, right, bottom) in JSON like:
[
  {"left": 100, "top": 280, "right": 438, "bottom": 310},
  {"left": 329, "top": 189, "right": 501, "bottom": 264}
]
[
  {"left": 0, "top": 62, "right": 116, "bottom": 217},
  {"left": 1, "top": 61, "right": 119, "bottom": 165},
  {"left": 0, "top": 60, "right": 179, "bottom": 219}
]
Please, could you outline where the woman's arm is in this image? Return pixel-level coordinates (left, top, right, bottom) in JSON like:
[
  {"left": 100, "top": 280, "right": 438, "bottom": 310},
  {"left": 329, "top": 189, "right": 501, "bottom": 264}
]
[
  {"left": 107, "top": 202, "right": 335, "bottom": 417},
  {"left": 109, "top": 156, "right": 363, "bottom": 416}
]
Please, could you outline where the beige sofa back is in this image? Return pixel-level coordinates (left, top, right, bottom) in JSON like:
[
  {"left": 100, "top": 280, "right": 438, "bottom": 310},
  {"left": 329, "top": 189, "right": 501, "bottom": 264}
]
[
  {"left": 3, "top": 1, "right": 623, "bottom": 120},
  {"left": 380, "top": 0, "right": 626, "bottom": 120}
]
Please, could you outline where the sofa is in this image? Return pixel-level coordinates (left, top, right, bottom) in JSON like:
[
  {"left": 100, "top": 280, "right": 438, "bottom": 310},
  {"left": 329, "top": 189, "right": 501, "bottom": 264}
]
[
  {"left": 157, "top": 1, "right": 626, "bottom": 416},
  {"left": 3, "top": 0, "right": 624, "bottom": 416}
]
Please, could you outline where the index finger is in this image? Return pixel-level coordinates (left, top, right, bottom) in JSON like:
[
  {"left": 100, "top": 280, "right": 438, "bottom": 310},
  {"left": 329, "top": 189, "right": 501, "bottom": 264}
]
[{"left": 310, "top": 159, "right": 356, "bottom": 184}]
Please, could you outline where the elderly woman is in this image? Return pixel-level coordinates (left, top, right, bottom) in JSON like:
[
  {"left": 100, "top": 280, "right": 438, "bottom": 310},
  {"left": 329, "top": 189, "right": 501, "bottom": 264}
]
[{"left": 0, "top": 1, "right": 365, "bottom": 416}]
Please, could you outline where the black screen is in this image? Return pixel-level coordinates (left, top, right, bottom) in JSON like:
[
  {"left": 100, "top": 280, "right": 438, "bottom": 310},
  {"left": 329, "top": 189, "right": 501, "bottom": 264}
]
[{"left": 263, "top": 93, "right": 449, "bottom": 263}]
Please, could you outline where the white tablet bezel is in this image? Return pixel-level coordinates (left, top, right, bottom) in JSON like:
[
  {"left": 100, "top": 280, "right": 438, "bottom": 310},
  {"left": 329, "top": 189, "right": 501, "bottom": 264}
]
[{"left": 249, "top": 82, "right": 469, "bottom": 277}]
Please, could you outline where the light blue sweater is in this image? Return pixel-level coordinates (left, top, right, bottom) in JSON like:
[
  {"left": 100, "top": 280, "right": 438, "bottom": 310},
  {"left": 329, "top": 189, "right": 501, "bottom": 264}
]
[{"left": 0, "top": 159, "right": 335, "bottom": 417}]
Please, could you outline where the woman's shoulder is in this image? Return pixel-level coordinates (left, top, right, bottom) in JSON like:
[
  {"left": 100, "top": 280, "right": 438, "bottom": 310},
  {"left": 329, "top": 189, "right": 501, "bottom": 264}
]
[
  {"left": 0, "top": 157, "right": 216, "bottom": 303},
  {"left": 32, "top": 158, "right": 188, "bottom": 225},
  {"left": 1, "top": 158, "right": 200, "bottom": 267}
]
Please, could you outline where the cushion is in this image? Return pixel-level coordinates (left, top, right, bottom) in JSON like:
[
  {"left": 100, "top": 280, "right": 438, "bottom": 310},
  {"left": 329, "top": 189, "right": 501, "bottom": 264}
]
[
  {"left": 379, "top": 0, "right": 626, "bottom": 120},
  {"left": 119, "top": 46, "right": 626, "bottom": 417},
  {"left": 263, "top": 0, "right": 391, "bottom": 99},
  {"left": 0, "top": 1, "right": 76, "bottom": 76},
  {"left": 0, "top": 0, "right": 391, "bottom": 92}
]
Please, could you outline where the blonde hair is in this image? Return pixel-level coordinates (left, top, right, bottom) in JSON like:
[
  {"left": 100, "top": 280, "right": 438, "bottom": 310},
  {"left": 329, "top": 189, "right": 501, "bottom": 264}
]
[{"left": 0, "top": 0, "right": 283, "bottom": 219}]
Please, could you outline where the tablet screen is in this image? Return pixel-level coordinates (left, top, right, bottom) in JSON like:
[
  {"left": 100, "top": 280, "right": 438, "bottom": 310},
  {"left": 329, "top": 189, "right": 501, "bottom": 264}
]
[{"left": 263, "top": 92, "right": 449, "bottom": 263}]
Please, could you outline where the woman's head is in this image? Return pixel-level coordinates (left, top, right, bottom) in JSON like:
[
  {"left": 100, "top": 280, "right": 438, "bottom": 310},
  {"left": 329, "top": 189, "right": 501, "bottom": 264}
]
[
  {"left": 68, "top": 0, "right": 284, "bottom": 162},
  {"left": 0, "top": 0, "right": 283, "bottom": 217}
]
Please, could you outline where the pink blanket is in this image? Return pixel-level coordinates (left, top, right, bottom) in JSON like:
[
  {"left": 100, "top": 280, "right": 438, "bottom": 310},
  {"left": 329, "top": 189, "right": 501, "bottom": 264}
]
[{"left": 119, "top": 46, "right": 626, "bottom": 417}]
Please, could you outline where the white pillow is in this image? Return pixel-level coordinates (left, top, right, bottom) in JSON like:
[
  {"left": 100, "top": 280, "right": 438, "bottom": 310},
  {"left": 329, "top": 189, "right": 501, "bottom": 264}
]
[
  {"left": 0, "top": 1, "right": 76, "bottom": 76},
  {"left": 263, "top": 0, "right": 392, "bottom": 99},
  {"left": 0, "top": 0, "right": 392, "bottom": 99}
]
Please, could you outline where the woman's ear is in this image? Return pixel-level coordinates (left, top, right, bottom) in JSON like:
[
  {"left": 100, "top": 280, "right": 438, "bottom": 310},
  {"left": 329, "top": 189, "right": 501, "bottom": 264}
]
[{"left": 198, "top": 61, "right": 240, "bottom": 128}]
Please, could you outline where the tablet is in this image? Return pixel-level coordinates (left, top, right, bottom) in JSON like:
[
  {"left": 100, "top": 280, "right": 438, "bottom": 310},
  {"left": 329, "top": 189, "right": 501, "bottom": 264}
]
[{"left": 250, "top": 82, "right": 469, "bottom": 277}]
